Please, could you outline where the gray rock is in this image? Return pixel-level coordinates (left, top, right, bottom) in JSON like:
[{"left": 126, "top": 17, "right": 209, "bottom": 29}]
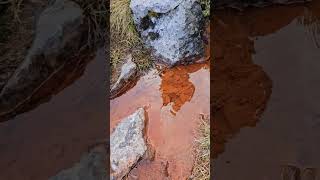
[
  {"left": 0, "top": 0, "right": 85, "bottom": 116},
  {"left": 49, "top": 145, "right": 107, "bottom": 180},
  {"left": 110, "top": 54, "right": 137, "bottom": 98},
  {"left": 130, "top": 0, "right": 204, "bottom": 66},
  {"left": 110, "top": 108, "right": 147, "bottom": 180}
]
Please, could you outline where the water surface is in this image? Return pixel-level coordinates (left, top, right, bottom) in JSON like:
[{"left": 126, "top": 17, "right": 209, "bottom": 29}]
[
  {"left": 213, "top": 1, "right": 320, "bottom": 179},
  {"left": 0, "top": 48, "right": 106, "bottom": 180},
  {"left": 111, "top": 62, "right": 210, "bottom": 179}
]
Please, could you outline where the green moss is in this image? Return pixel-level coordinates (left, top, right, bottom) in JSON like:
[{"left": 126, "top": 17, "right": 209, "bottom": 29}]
[
  {"left": 148, "top": 11, "right": 159, "bottom": 18},
  {"left": 200, "top": 0, "right": 210, "bottom": 17}
]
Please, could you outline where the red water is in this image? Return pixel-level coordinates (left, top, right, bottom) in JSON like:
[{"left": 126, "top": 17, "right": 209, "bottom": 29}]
[{"left": 110, "top": 61, "right": 210, "bottom": 179}]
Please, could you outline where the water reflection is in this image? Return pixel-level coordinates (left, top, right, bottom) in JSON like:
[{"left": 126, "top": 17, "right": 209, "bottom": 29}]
[
  {"left": 213, "top": 1, "right": 320, "bottom": 179},
  {"left": 0, "top": 51, "right": 95, "bottom": 122},
  {"left": 0, "top": 49, "right": 106, "bottom": 180},
  {"left": 212, "top": 10, "right": 273, "bottom": 159}
]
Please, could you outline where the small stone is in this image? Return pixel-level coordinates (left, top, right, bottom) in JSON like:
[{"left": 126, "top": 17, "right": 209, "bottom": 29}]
[
  {"left": 110, "top": 54, "right": 137, "bottom": 98},
  {"left": 110, "top": 108, "right": 147, "bottom": 180}
]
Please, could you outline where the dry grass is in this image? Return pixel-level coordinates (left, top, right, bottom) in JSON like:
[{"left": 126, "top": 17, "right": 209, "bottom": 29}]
[
  {"left": 110, "top": 0, "right": 152, "bottom": 74},
  {"left": 192, "top": 114, "right": 210, "bottom": 180},
  {"left": 110, "top": 0, "right": 139, "bottom": 46},
  {"left": 0, "top": 0, "right": 107, "bottom": 48},
  {"left": 74, "top": 0, "right": 107, "bottom": 48},
  {"left": 0, "top": 0, "right": 23, "bottom": 22}
]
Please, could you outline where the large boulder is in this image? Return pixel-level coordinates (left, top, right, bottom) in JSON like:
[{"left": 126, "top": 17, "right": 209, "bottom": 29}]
[
  {"left": 130, "top": 0, "right": 204, "bottom": 66},
  {"left": 110, "top": 108, "right": 147, "bottom": 180},
  {"left": 0, "top": 0, "right": 85, "bottom": 116}
]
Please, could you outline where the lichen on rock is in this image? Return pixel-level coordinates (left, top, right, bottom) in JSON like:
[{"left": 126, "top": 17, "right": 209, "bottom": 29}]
[
  {"left": 130, "top": 0, "right": 204, "bottom": 66},
  {"left": 110, "top": 108, "right": 147, "bottom": 180}
]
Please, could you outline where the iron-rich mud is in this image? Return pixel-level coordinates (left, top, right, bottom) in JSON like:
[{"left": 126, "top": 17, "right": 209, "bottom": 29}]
[
  {"left": 110, "top": 62, "right": 210, "bottom": 179},
  {"left": 213, "top": 1, "right": 320, "bottom": 179},
  {"left": 0, "top": 48, "right": 106, "bottom": 180}
]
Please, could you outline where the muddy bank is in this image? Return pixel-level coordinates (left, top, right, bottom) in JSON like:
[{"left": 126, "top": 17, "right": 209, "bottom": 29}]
[
  {"left": 213, "top": 1, "right": 320, "bottom": 179},
  {"left": 0, "top": 48, "right": 106, "bottom": 180},
  {"left": 110, "top": 61, "right": 210, "bottom": 179}
]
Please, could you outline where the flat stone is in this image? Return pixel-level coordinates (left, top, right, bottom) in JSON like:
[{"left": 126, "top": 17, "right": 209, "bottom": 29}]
[{"left": 110, "top": 108, "right": 147, "bottom": 180}]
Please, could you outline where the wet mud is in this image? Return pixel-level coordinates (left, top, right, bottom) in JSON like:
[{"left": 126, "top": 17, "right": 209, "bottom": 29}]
[
  {"left": 0, "top": 48, "right": 106, "bottom": 180},
  {"left": 213, "top": 1, "right": 320, "bottom": 179},
  {"left": 110, "top": 62, "right": 210, "bottom": 179}
]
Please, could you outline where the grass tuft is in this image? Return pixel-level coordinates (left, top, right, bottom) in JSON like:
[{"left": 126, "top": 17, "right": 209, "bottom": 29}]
[
  {"left": 110, "top": 0, "right": 152, "bottom": 77},
  {"left": 192, "top": 114, "right": 210, "bottom": 180},
  {"left": 110, "top": 0, "right": 139, "bottom": 45}
]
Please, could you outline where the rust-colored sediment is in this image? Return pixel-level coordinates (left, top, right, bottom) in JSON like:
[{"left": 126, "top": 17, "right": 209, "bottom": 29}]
[{"left": 110, "top": 62, "right": 210, "bottom": 179}]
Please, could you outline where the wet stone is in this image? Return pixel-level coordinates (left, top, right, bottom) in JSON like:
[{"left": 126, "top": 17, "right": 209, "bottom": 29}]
[{"left": 110, "top": 54, "right": 137, "bottom": 99}]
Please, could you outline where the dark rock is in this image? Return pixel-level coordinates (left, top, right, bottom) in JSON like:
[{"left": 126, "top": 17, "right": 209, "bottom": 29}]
[
  {"left": 0, "top": 0, "right": 85, "bottom": 116},
  {"left": 49, "top": 145, "right": 107, "bottom": 180}
]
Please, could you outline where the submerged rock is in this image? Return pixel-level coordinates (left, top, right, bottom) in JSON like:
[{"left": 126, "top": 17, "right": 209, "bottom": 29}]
[
  {"left": 110, "top": 108, "right": 147, "bottom": 180},
  {"left": 130, "top": 0, "right": 204, "bottom": 66},
  {"left": 0, "top": 0, "right": 85, "bottom": 116},
  {"left": 110, "top": 54, "right": 137, "bottom": 98},
  {"left": 49, "top": 145, "right": 107, "bottom": 180}
]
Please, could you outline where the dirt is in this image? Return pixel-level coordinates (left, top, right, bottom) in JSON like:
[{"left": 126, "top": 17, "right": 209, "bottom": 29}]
[
  {"left": 213, "top": 1, "right": 320, "bottom": 179},
  {"left": 110, "top": 42, "right": 210, "bottom": 179}
]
